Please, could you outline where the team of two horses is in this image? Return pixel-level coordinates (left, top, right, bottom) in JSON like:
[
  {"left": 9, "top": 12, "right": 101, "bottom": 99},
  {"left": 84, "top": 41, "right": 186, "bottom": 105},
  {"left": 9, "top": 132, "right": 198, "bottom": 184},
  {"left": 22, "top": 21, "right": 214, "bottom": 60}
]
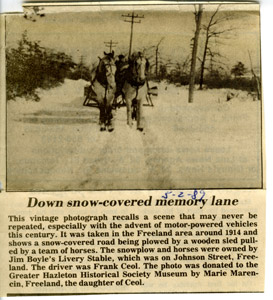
[{"left": 85, "top": 51, "right": 149, "bottom": 132}]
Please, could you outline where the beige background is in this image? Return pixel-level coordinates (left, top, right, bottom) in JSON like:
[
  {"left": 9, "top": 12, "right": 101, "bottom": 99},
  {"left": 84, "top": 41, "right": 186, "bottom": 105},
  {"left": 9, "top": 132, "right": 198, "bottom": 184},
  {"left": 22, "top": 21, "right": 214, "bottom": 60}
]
[{"left": 1, "top": 1, "right": 272, "bottom": 299}]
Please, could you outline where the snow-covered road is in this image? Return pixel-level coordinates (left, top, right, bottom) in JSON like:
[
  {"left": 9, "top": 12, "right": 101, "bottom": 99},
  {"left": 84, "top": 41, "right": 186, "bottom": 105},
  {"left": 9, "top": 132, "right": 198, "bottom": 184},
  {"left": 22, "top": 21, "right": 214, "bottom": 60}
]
[{"left": 7, "top": 79, "right": 262, "bottom": 191}]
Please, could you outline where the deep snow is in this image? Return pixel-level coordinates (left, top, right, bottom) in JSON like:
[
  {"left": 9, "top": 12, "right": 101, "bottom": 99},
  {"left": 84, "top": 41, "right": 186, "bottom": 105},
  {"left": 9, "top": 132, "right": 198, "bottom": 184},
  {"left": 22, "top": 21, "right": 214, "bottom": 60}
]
[{"left": 7, "top": 79, "right": 262, "bottom": 191}]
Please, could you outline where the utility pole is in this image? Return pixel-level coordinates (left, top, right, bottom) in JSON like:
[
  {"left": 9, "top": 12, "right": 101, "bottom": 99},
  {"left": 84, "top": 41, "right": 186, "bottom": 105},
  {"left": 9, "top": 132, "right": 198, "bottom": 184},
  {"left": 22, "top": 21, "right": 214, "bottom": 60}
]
[
  {"left": 122, "top": 12, "right": 144, "bottom": 57},
  {"left": 104, "top": 40, "right": 118, "bottom": 52}
]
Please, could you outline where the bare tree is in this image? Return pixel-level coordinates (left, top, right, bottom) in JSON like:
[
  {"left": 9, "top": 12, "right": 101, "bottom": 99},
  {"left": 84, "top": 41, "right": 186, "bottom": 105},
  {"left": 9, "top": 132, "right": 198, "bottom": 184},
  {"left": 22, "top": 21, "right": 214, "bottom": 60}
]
[
  {"left": 199, "top": 5, "right": 234, "bottom": 89},
  {"left": 189, "top": 4, "right": 203, "bottom": 103},
  {"left": 248, "top": 51, "right": 261, "bottom": 100},
  {"left": 143, "top": 38, "right": 164, "bottom": 79},
  {"left": 155, "top": 38, "right": 164, "bottom": 78},
  {"left": 172, "top": 57, "right": 191, "bottom": 83}
]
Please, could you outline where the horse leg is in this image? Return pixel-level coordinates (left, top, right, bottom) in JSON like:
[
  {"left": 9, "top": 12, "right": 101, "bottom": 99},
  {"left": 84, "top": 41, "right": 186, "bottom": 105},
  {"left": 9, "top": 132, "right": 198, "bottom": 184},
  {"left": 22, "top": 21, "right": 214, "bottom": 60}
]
[
  {"left": 121, "top": 91, "right": 126, "bottom": 106},
  {"left": 123, "top": 83, "right": 134, "bottom": 127},
  {"left": 136, "top": 96, "right": 144, "bottom": 131},
  {"left": 98, "top": 104, "right": 106, "bottom": 131},
  {"left": 131, "top": 98, "right": 137, "bottom": 120},
  {"left": 113, "top": 90, "right": 120, "bottom": 110},
  {"left": 106, "top": 104, "right": 114, "bottom": 132},
  {"left": 126, "top": 97, "right": 133, "bottom": 127},
  {"left": 105, "top": 91, "right": 115, "bottom": 132}
]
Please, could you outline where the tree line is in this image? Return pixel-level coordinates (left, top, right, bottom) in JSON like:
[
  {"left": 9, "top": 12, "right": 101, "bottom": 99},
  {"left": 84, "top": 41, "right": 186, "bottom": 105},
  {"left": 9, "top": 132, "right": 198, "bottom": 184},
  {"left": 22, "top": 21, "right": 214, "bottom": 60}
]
[
  {"left": 7, "top": 6, "right": 260, "bottom": 102},
  {"left": 147, "top": 5, "right": 260, "bottom": 99},
  {"left": 6, "top": 31, "right": 90, "bottom": 101}
]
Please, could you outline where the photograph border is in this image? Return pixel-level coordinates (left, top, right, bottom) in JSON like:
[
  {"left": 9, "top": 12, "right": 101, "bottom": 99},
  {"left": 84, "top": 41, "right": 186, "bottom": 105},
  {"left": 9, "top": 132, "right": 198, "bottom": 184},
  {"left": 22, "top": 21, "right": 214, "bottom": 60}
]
[{"left": 3, "top": 1, "right": 264, "bottom": 192}]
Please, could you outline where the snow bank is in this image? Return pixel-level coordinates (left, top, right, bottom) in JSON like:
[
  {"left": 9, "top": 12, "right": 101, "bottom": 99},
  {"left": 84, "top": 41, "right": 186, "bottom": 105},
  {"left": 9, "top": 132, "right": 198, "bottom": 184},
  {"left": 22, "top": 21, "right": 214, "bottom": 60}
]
[
  {"left": 7, "top": 79, "right": 262, "bottom": 190},
  {"left": 8, "top": 79, "right": 89, "bottom": 116}
]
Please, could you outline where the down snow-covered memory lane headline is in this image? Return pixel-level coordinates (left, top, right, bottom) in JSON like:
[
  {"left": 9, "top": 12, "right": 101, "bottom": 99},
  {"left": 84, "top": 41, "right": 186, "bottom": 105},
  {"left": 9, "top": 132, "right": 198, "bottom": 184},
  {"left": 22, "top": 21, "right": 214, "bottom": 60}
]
[{"left": 26, "top": 194, "right": 239, "bottom": 209}]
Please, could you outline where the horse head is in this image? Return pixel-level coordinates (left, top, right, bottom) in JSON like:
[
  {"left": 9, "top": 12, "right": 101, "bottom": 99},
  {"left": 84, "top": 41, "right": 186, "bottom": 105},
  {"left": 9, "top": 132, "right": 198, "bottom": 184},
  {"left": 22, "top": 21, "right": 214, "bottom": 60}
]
[
  {"left": 97, "top": 51, "right": 116, "bottom": 89},
  {"left": 130, "top": 51, "right": 149, "bottom": 84}
]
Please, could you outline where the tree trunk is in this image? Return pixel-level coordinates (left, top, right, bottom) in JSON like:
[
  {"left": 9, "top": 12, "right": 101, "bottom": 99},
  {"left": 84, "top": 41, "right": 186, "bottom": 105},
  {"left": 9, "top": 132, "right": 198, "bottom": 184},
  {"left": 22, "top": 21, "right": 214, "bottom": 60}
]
[
  {"left": 189, "top": 5, "right": 203, "bottom": 103},
  {"left": 199, "top": 31, "right": 209, "bottom": 90},
  {"left": 156, "top": 47, "right": 158, "bottom": 77}
]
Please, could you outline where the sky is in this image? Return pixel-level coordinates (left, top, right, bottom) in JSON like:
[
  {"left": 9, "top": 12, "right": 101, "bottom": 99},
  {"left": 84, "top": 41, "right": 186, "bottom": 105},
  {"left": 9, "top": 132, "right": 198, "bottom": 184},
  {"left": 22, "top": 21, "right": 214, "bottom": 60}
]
[{"left": 5, "top": 4, "right": 260, "bottom": 74}]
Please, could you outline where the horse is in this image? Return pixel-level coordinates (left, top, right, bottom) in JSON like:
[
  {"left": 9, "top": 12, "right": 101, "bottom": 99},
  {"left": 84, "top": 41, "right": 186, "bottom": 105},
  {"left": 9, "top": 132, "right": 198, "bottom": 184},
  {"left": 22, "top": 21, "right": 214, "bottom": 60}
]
[
  {"left": 85, "top": 51, "right": 117, "bottom": 131},
  {"left": 122, "top": 51, "right": 149, "bottom": 131}
]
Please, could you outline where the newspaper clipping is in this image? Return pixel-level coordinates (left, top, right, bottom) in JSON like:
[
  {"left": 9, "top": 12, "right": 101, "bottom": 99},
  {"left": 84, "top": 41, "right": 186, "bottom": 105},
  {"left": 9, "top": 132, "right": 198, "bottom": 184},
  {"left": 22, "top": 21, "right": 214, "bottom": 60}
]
[{"left": 0, "top": 1, "right": 265, "bottom": 296}]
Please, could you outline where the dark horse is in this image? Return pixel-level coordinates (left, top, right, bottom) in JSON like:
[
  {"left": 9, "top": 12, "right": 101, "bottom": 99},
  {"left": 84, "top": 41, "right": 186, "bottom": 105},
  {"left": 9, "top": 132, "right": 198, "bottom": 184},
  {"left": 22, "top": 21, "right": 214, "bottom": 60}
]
[
  {"left": 85, "top": 51, "right": 117, "bottom": 131},
  {"left": 122, "top": 52, "right": 149, "bottom": 131}
]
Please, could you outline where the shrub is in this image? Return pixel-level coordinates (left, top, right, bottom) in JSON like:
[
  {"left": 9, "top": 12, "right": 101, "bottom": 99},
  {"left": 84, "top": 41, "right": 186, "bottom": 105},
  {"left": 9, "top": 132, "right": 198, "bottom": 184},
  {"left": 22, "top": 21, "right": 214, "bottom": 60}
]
[
  {"left": 69, "top": 64, "right": 91, "bottom": 81},
  {"left": 204, "top": 72, "right": 258, "bottom": 92},
  {"left": 6, "top": 31, "right": 76, "bottom": 101}
]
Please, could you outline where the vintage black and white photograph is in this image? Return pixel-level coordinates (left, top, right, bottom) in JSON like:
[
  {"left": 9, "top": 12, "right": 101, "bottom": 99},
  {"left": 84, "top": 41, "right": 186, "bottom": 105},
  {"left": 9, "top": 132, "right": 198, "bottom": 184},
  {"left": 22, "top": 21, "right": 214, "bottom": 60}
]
[{"left": 5, "top": 3, "right": 262, "bottom": 191}]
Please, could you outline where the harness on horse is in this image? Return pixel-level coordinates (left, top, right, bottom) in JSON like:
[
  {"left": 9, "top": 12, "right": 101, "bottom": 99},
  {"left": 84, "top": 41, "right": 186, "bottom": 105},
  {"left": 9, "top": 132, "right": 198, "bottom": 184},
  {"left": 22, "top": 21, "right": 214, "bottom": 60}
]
[
  {"left": 127, "top": 77, "right": 146, "bottom": 88},
  {"left": 127, "top": 57, "right": 148, "bottom": 87},
  {"left": 83, "top": 56, "right": 115, "bottom": 106},
  {"left": 126, "top": 55, "right": 149, "bottom": 119}
]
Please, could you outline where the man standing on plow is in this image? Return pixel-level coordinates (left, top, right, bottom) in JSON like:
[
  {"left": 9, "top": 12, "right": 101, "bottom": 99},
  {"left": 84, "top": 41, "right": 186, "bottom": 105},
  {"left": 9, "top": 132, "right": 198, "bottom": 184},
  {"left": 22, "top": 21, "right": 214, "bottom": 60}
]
[{"left": 114, "top": 54, "right": 128, "bottom": 108}]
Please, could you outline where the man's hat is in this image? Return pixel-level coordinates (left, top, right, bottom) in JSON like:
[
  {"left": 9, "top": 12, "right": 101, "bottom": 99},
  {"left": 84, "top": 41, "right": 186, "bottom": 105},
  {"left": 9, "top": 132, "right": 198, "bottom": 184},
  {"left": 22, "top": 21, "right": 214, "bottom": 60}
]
[{"left": 118, "top": 54, "right": 125, "bottom": 59}]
